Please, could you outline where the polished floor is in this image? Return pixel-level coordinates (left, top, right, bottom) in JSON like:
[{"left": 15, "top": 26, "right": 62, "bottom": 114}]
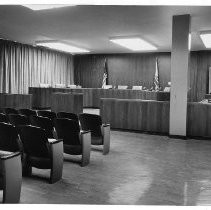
[
  {"left": 1, "top": 108, "right": 211, "bottom": 205},
  {"left": 14, "top": 130, "right": 211, "bottom": 205}
]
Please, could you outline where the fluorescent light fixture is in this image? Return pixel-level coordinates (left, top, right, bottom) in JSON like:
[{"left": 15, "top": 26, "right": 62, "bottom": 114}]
[
  {"left": 36, "top": 41, "right": 89, "bottom": 54},
  {"left": 110, "top": 37, "right": 157, "bottom": 51},
  {"left": 200, "top": 31, "right": 211, "bottom": 48},
  {"left": 22, "top": 5, "right": 75, "bottom": 11}
]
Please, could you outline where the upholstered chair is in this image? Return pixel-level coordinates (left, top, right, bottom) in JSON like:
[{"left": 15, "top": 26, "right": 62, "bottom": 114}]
[{"left": 79, "top": 113, "right": 110, "bottom": 155}]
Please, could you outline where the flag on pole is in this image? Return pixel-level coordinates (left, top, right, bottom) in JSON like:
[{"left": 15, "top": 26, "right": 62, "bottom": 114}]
[
  {"left": 154, "top": 58, "right": 160, "bottom": 91},
  {"left": 102, "top": 58, "right": 108, "bottom": 88}
]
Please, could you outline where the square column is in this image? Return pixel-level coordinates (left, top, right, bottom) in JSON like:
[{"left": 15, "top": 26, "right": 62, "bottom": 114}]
[{"left": 169, "top": 15, "right": 190, "bottom": 136}]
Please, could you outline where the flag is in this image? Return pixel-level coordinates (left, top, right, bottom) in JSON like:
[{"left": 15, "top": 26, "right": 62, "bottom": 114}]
[
  {"left": 154, "top": 58, "right": 160, "bottom": 91},
  {"left": 102, "top": 58, "right": 108, "bottom": 88}
]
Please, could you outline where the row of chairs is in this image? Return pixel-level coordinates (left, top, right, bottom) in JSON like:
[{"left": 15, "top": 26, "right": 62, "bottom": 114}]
[
  {"left": 0, "top": 108, "right": 110, "bottom": 203},
  {"left": 0, "top": 108, "right": 110, "bottom": 156}
]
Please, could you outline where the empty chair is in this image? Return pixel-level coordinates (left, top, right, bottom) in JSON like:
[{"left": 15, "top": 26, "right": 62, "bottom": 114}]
[
  {"left": 79, "top": 113, "right": 110, "bottom": 155},
  {"left": 30, "top": 115, "right": 55, "bottom": 138},
  {"left": 0, "top": 151, "right": 22, "bottom": 203},
  {"left": 37, "top": 110, "right": 56, "bottom": 120},
  {"left": 4, "top": 108, "right": 18, "bottom": 115},
  {"left": 54, "top": 118, "right": 91, "bottom": 167},
  {"left": 0, "top": 123, "right": 21, "bottom": 152},
  {"left": 18, "top": 109, "right": 37, "bottom": 119},
  {"left": 8, "top": 114, "right": 30, "bottom": 127},
  {"left": 18, "top": 125, "right": 63, "bottom": 183},
  {"left": 0, "top": 113, "right": 9, "bottom": 123},
  {"left": 57, "top": 112, "right": 78, "bottom": 122}
]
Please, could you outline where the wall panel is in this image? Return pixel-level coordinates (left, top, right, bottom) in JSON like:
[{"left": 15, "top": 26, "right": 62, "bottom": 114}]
[{"left": 74, "top": 51, "right": 211, "bottom": 102}]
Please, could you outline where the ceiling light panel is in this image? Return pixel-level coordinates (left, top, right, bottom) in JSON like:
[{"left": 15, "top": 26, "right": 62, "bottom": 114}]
[
  {"left": 200, "top": 32, "right": 211, "bottom": 48},
  {"left": 22, "top": 5, "right": 75, "bottom": 11},
  {"left": 36, "top": 41, "right": 89, "bottom": 54},
  {"left": 110, "top": 37, "right": 157, "bottom": 51}
]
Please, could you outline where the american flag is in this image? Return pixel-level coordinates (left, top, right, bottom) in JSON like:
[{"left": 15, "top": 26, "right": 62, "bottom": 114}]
[
  {"left": 154, "top": 58, "right": 160, "bottom": 91},
  {"left": 102, "top": 58, "right": 108, "bottom": 88}
]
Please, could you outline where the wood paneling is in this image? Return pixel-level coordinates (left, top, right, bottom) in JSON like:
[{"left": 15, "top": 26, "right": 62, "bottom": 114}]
[
  {"left": 29, "top": 87, "right": 170, "bottom": 108},
  {"left": 74, "top": 53, "right": 171, "bottom": 90},
  {"left": 74, "top": 51, "right": 211, "bottom": 102},
  {"left": 100, "top": 98, "right": 211, "bottom": 138},
  {"left": 0, "top": 93, "right": 32, "bottom": 109},
  {"left": 51, "top": 93, "right": 83, "bottom": 114},
  {"left": 100, "top": 98, "right": 170, "bottom": 134},
  {"left": 187, "top": 102, "right": 211, "bottom": 138}
]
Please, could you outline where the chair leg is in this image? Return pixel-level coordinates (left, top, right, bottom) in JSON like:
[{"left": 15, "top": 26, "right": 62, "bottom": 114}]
[
  {"left": 22, "top": 158, "right": 32, "bottom": 177},
  {"left": 102, "top": 125, "right": 110, "bottom": 155},
  {"left": 49, "top": 141, "right": 63, "bottom": 184},
  {"left": 2, "top": 154, "right": 22, "bottom": 203},
  {"left": 81, "top": 131, "right": 91, "bottom": 167}
]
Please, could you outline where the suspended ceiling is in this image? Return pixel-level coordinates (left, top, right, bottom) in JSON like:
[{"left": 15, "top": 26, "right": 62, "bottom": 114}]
[{"left": 0, "top": 5, "right": 210, "bottom": 54}]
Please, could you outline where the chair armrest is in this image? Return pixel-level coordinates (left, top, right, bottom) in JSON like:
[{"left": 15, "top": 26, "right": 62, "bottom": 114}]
[
  {"left": 0, "top": 151, "right": 20, "bottom": 160},
  {"left": 101, "top": 124, "right": 110, "bottom": 155},
  {"left": 49, "top": 139, "right": 63, "bottom": 183},
  {"left": 102, "top": 124, "right": 110, "bottom": 127},
  {"left": 0, "top": 151, "right": 22, "bottom": 203},
  {"left": 80, "top": 130, "right": 91, "bottom": 134},
  {"left": 80, "top": 131, "right": 91, "bottom": 167},
  {"left": 48, "top": 138, "right": 63, "bottom": 144}
]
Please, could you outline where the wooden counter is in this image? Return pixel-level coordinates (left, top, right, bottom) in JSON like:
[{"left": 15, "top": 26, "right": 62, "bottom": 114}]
[
  {"left": 100, "top": 98, "right": 211, "bottom": 138},
  {"left": 29, "top": 87, "right": 170, "bottom": 108},
  {"left": 187, "top": 102, "right": 211, "bottom": 138},
  {"left": 51, "top": 93, "right": 83, "bottom": 114},
  {"left": 0, "top": 93, "right": 32, "bottom": 109},
  {"left": 100, "top": 98, "right": 170, "bottom": 134}
]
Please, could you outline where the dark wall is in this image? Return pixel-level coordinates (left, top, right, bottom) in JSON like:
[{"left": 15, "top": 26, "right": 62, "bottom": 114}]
[
  {"left": 74, "top": 53, "right": 171, "bottom": 90},
  {"left": 74, "top": 51, "right": 211, "bottom": 102}
]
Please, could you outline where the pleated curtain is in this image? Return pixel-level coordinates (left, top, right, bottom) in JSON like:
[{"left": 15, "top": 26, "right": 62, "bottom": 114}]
[{"left": 0, "top": 39, "right": 74, "bottom": 94}]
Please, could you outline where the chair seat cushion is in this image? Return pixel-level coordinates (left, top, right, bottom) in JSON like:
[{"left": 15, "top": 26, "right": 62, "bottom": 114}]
[
  {"left": 91, "top": 137, "right": 103, "bottom": 145},
  {"left": 28, "top": 156, "right": 51, "bottom": 169},
  {"left": 64, "top": 144, "right": 82, "bottom": 155}
]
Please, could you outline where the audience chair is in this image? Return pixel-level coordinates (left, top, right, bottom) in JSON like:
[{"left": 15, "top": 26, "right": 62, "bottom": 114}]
[
  {"left": 54, "top": 118, "right": 91, "bottom": 167},
  {"left": 18, "top": 109, "right": 37, "bottom": 119},
  {"left": 0, "top": 151, "right": 22, "bottom": 203},
  {"left": 37, "top": 110, "right": 56, "bottom": 120},
  {"left": 0, "top": 113, "right": 9, "bottom": 123},
  {"left": 79, "top": 113, "right": 110, "bottom": 155},
  {"left": 0, "top": 122, "right": 22, "bottom": 152},
  {"left": 8, "top": 114, "right": 30, "bottom": 127},
  {"left": 4, "top": 108, "right": 18, "bottom": 115},
  {"left": 30, "top": 116, "right": 56, "bottom": 139},
  {"left": 18, "top": 125, "right": 63, "bottom": 184},
  {"left": 57, "top": 112, "right": 79, "bottom": 122}
]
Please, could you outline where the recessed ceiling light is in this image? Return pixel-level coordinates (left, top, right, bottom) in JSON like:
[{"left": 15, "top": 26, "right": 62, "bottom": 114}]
[
  {"left": 110, "top": 37, "right": 157, "bottom": 51},
  {"left": 36, "top": 41, "right": 89, "bottom": 54},
  {"left": 200, "top": 31, "right": 211, "bottom": 48},
  {"left": 22, "top": 5, "right": 75, "bottom": 11}
]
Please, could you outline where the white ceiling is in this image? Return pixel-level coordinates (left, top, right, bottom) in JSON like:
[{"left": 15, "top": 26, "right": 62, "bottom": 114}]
[{"left": 0, "top": 5, "right": 211, "bottom": 54}]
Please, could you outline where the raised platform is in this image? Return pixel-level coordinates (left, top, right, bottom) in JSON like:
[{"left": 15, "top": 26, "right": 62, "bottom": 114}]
[{"left": 29, "top": 87, "right": 170, "bottom": 109}]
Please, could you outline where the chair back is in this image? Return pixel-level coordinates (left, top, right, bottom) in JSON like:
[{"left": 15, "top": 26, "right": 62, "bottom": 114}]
[
  {"left": 4, "top": 108, "right": 18, "bottom": 115},
  {"left": 79, "top": 113, "right": 102, "bottom": 137},
  {"left": 0, "top": 122, "right": 20, "bottom": 152},
  {"left": 0, "top": 113, "right": 9, "bottom": 123},
  {"left": 8, "top": 114, "right": 29, "bottom": 127},
  {"left": 54, "top": 118, "right": 80, "bottom": 145},
  {"left": 18, "top": 125, "right": 49, "bottom": 158},
  {"left": 57, "top": 112, "right": 78, "bottom": 121},
  {"left": 30, "top": 115, "right": 54, "bottom": 138},
  {"left": 18, "top": 109, "right": 37, "bottom": 118},
  {"left": 37, "top": 110, "right": 56, "bottom": 120}
]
